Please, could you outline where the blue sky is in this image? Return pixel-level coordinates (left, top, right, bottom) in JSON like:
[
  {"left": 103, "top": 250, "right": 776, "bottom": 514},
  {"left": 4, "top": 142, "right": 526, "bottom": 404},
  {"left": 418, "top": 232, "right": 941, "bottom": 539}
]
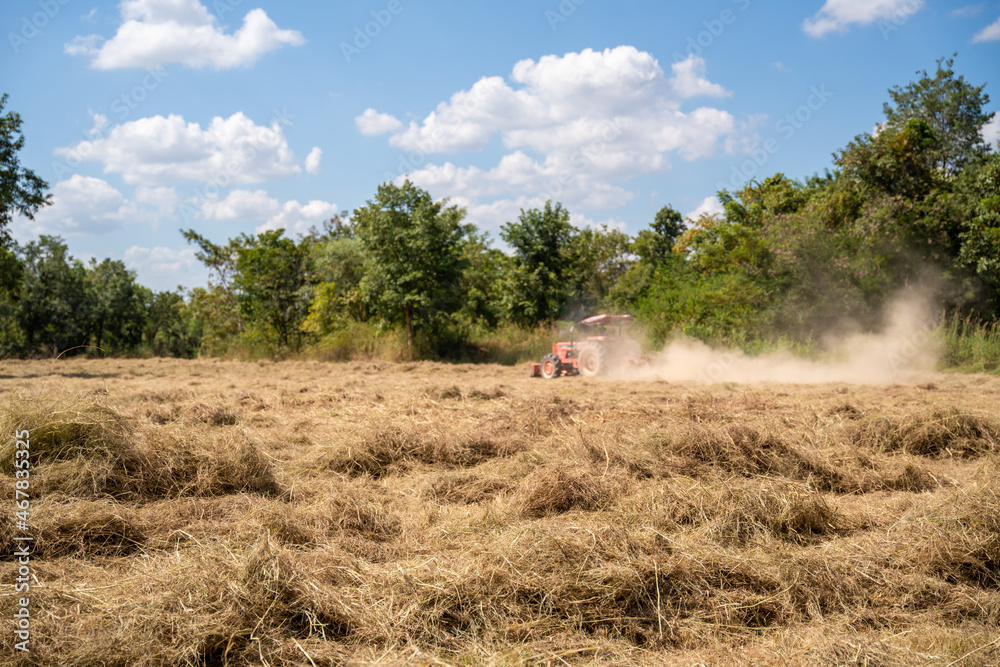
[{"left": 4, "top": 0, "right": 999, "bottom": 291}]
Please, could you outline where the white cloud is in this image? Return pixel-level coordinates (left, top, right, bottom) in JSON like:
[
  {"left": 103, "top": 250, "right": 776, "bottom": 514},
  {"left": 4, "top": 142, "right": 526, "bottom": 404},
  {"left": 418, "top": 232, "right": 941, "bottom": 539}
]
[
  {"left": 13, "top": 176, "right": 155, "bottom": 237},
  {"left": 195, "top": 188, "right": 338, "bottom": 235},
  {"left": 686, "top": 196, "right": 724, "bottom": 221},
  {"left": 123, "top": 245, "right": 204, "bottom": 291},
  {"left": 135, "top": 186, "right": 178, "bottom": 218},
  {"left": 803, "top": 0, "right": 923, "bottom": 37},
  {"left": 669, "top": 56, "right": 731, "bottom": 99},
  {"left": 570, "top": 213, "right": 628, "bottom": 233},
  {"left": 367, "top": 47, "right": 738, "bottom": 224},
  {"left": 983, "top": 114, "right": 1000, "bottom": 149},
  {"left": 951, "top": 4, "right": 985, "bottom": 18},
  {"left": 259, "top": 200, "right": 339, "bottom": 235},
  {"left": 376, "top": 47, "right": 733, "bottom": 160},
  {"left": 452, "top": 195, "right": 550, "bottom": 235},
  {"left": 66, "top": 0, "right": 304, "bottom": 69},
  {"left": 972, "top": 16, "right": 1000, "bottom": 42},
  {"left": 404, "top": 153, "right": 635, "bottom": 211},
  {"left": 355, "top": 108, "right": 404, "bottom": 135},
  {"left": 198, "top": 189, "right": 279, "bottom": 220},
  {"left": 59, "top": 112, "right": 302, "bottom": 186},
  {"left": 304, "top": 147, "right": 322, "bottom": 174}
]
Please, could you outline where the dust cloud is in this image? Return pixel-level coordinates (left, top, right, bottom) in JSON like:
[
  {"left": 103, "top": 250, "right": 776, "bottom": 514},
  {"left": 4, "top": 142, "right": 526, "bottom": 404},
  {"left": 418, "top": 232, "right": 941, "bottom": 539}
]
[{"left": 633, "top": 290, "right": 941, "bottom": 385}]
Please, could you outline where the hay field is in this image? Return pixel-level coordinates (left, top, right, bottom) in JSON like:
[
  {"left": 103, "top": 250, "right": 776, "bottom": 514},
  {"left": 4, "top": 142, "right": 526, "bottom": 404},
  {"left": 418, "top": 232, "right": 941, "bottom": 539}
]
[{"left": 0, "top": 357, "right": 998, "bottom": 666}]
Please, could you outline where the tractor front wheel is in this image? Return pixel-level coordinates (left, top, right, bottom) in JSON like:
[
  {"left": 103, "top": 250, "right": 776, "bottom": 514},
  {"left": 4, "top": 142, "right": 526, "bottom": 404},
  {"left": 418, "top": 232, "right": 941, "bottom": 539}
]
[
  {"left": 540, "top": 353, "right": 562, "bottom": 379},
  {"left": 578, "top": 343, "right": 605, "bottom": 377}
]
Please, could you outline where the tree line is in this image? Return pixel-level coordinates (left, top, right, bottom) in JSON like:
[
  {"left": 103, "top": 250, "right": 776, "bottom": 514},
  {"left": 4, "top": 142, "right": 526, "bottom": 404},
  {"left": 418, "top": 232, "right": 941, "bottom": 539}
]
[{"left": 0, "top": 57, "right": 997, "bottom": 361}]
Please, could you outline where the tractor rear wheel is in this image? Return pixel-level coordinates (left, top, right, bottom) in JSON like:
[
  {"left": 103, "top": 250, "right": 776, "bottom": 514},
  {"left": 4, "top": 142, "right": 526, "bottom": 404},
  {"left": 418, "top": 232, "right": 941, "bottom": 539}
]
[
  {"left": 540, "top": 353, "right": 562, "bottom": 379},
  {"left": 578, "top": 343, "right": 605, "bottom": 377}
]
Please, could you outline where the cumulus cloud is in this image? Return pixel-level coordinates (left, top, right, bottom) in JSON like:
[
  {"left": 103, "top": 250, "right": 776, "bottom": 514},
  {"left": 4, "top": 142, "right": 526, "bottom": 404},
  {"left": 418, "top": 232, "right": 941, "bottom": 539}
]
[
  {"left": 58, "top": 112, "right": 302, "bottom": 186},
  {"left": 686, "top": 196, "right": 724, "bottom": 220},
  {"left": 304, "top": 147, "right": 322, "bottom": 174},
  {"left": 377, "top": 47, "right": 733, "bottom": 159},
  {"left": 135, "top": 185, "right": 179, "bottom": 219},
  {"left": 65, "top": 0, "right": 304, "bottom": 69},
  {"left": 259, "top": 199, "right": 339, "bottom": 234},
  {"left": 355, "top": 108, "right": 404, "bottom": 135},
  {"left": 670, "top": 56, "right": 731, "bottom": 99},
  {"left": 983, "top": 114, "right": 1000, "bottom": 149},
  {"left": 451, "top": 195, "right": 550, "bottom": 235},
  {"left": 364, "top": 46, "right": 738, "bottom": 225},
  {"left": 13, "top": 176, "right": 165, "bottom": 237},
  {"left": 803, "top": 0, "right": 923, "bottom": 37},
  {"left": 195, "top": 188, "right": 338, "bottom": 235},
  {"left": 123, "top": 245, "right": 204, "bottom": 291},
  {"left": 972, "top": 16, "right": 1000, "bottom": 42}
]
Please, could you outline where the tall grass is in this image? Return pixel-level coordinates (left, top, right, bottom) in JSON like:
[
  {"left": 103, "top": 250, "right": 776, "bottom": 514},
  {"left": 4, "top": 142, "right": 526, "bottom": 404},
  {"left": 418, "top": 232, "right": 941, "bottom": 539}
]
[
  {"left": 305, "top": 321, "right": 410, "bottom": 362},
  {"left": 464, "top": 323, "right": 559, "bottom": 365},
  {"left": 940, "top": 316, "right": 1000, "bottom": 373}
]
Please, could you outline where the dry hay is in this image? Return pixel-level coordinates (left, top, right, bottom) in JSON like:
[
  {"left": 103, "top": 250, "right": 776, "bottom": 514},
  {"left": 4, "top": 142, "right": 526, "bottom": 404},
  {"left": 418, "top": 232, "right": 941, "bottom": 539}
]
[
  {"left": 323, "top": 422, "right": 523, "bottom": 478},
  {"left": 854, "top": 408, "right": 1000, "bottom": 457},
  {"left": 511, "top": 464, "right": 615, "bottom": 518},
  {"left": 0, "top": 393, "right": 283, "bottom": 501},
  {"left": 1, "top": 359, "right": 999, "bottom": 665},
  {"left": 702, "top": 480, "right": 857, "bottom": 546},
  {"left": 0, "top": 499, "right": 147, "bottom": 559},
  {"left": 898, "top": 486, "right": 1000, "bottom": 590}
]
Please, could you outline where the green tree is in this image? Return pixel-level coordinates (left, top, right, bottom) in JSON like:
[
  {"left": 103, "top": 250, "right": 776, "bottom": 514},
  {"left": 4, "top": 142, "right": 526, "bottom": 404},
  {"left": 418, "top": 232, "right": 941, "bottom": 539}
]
[
  {"left": 566, "top": 225, "right": 634, "bottom": 315},
  {"left": 640, "top": 205, "right": 685, "bottom": 264},
  {"left": 353, "top": 180, "right": 469, "bottom": 355},
  {"left": 144, "top": 289, "right": 197, "bottom": 357},
  {"left": 232, "top": 230, "right": 313, "bottom": 350},
  {"left": 456, "top": 229, "right": 506, "bottom": 329},
  {"left": 957, "top": 153, "right": 1000, "bottom": 315},
  {"left": 837, "top": 118, "right": 941, "bottom": 198},
  {"left": 84, "top": 258, "right": 146, "bottom": 352},
  {"left": 15, "top": 236, "right": 88, "bottom": 355},
  {"left": 500, "top": 200, "right": 575, "bottom": 327},
  {"left": 0, "top": 94, "right": 50, "bottom": 247},
  {"left": 882, "top": 55, "right": 994, "bottom": 175},
  {"left": 188, "top": 286, "right": 240, "bottom": 356},
  {"left": 609, "top": 205, "right": 684, "bottom": 311},
  {"left": 304, "top": 235, "right": 367, "bottom": 334},
  {"left": 181, "top": 229, "right": 244, "bottom": 333}
]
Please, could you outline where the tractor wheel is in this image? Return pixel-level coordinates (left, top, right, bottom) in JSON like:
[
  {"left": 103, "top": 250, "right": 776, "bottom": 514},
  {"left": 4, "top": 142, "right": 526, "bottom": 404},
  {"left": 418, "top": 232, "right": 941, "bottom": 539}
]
[
  {"left": 540, "top": 353, "right": 562, "bottom": 379},
  {"left": 578, "top": 343, "right": 605, "bottom": 377}
]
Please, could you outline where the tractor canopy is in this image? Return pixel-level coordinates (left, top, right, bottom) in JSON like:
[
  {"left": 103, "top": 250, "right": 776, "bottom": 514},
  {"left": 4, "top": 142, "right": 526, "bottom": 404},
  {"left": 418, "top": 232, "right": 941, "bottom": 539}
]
[{"left": 576, "top": 314, "right": 633, "bottom": 327}]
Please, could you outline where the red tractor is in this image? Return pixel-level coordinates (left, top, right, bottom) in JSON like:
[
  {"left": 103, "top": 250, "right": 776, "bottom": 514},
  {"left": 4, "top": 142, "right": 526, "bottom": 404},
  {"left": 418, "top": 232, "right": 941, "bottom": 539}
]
[{"left": 530, "top": 314, "right": 644, "bottom": 378}]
